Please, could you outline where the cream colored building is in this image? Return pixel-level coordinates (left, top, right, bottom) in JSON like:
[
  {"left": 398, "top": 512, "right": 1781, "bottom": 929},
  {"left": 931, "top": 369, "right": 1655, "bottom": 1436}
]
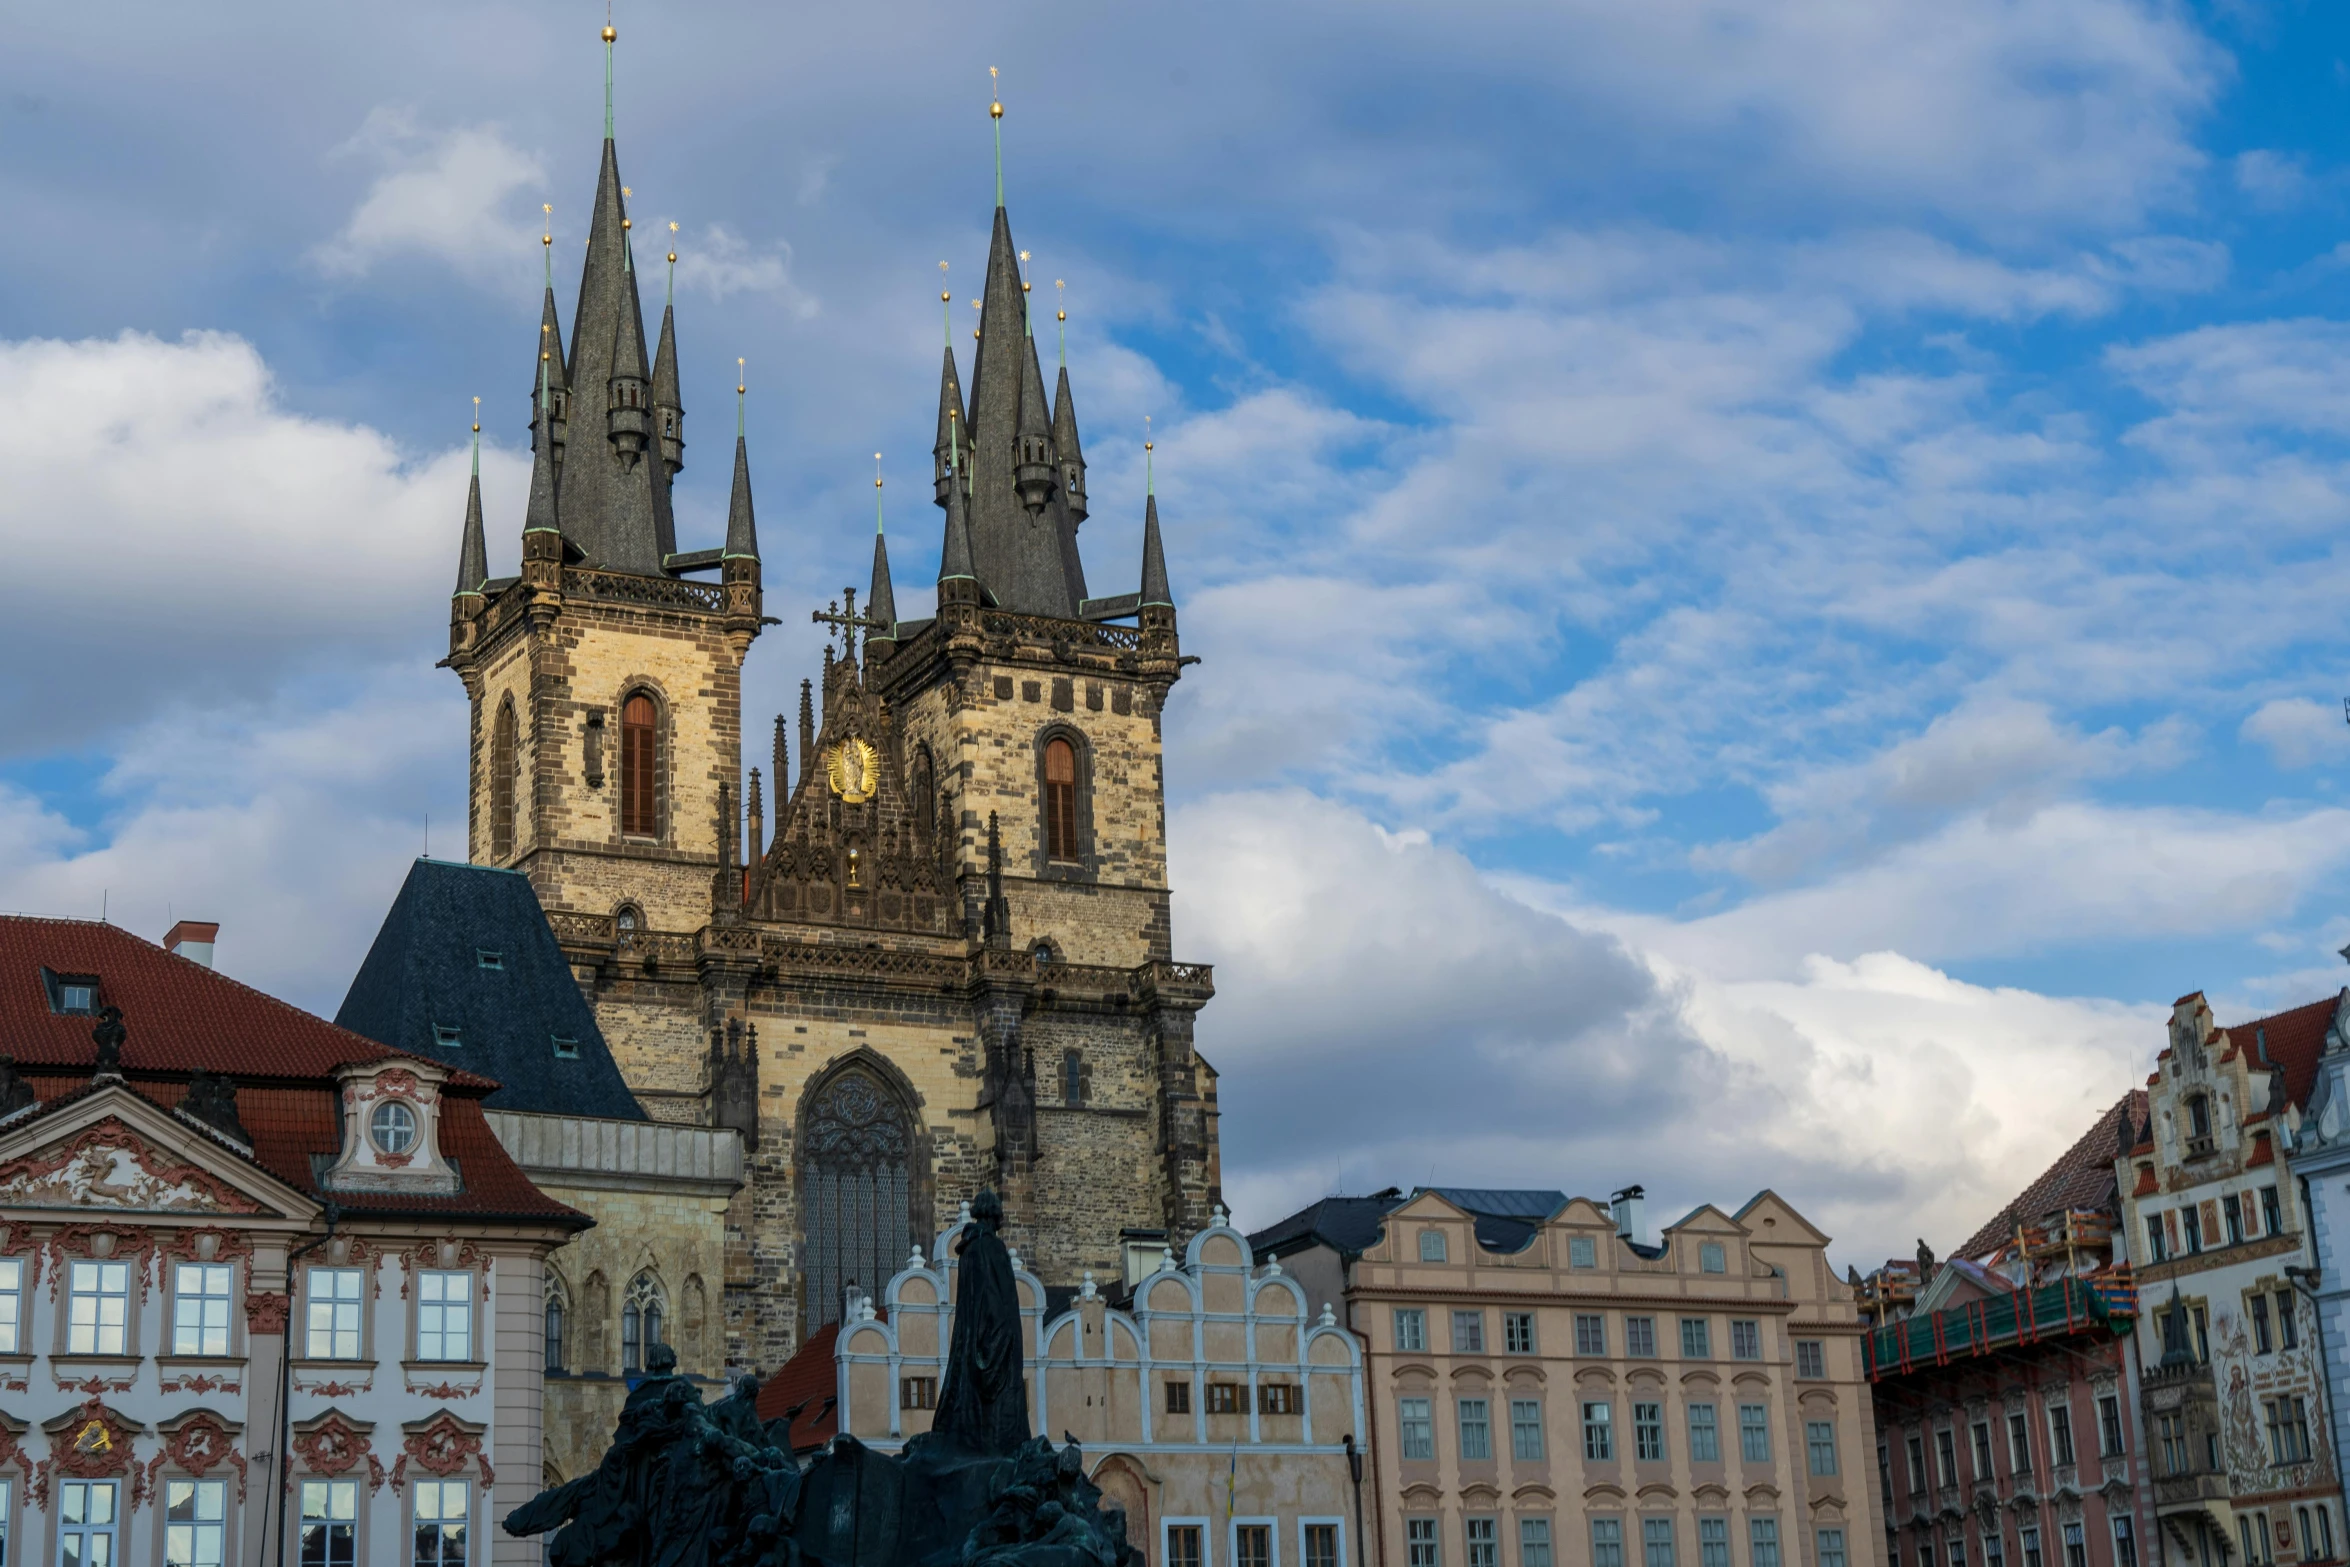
[
  {"left": 834, "top": 1209, "right": 1368, "bottom": 1567},
  {"left": 1257, "top": 1186, "right": 1883, "bottom": 1567}
]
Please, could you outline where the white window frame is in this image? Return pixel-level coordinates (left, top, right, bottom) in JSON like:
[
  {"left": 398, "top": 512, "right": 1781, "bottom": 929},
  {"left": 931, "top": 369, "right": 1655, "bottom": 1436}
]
[
  {"left": 1165, "top": 1518, "right": 1215, "bottom": 1567},
  {"left": 411, "top": 1477, "right": 471, "bottom": 1567},
  {"left": 164, "top": 1474, "right": 230, "bottom": 1566},
  {"left": 171, "top": 1261, "right": 236, "bottom": 1357},
  {"left": 2109, "top": 1516, "right": 2137, "bottom": 1567},
  {"left": 1419, "top": 1229, "right": 1448, "bottom": 1263},
  {"left": 1231, "top": 1516, "right": 1281, "bottom": 1567},
  {"left": 0, "top": 1255, "right": 21, "bottom": 1353},
  {"left": 300, "top": 1477, "right": 361, "bottom": 1567},
  {"left": 1700, "top": 1242, "right": 1727, "bottom": 1273},
  {"left": 58, "top": 1477, "right": 121, "bottom": 1564},
  {"left": 66, "top": 1259, "right": 131, "bottom": 1354},
  {"left": 1299, "top": 1517, "right": 1348, "bottom": 1567},
  {"left": 306, "top": 1266, "right": 366, "bottom": 1361},
  {"left": 417, "top": 1269, "right": 475, "bottom": 1362}
]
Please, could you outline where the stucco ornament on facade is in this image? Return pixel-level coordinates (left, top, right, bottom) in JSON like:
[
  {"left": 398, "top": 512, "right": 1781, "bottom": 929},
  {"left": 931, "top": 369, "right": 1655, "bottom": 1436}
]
[{"left": 0, "top": 1119, "right": 259, "bottom": 1214}]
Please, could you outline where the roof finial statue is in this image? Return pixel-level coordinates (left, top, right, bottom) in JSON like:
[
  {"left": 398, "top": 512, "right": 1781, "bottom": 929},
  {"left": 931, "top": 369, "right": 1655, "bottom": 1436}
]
[
  {"left": 91, "top": 1006, "right": 126, "bottom": 1076},
  {"left": 1055, "top": 279, "right": 1067, "bottom": 368},
  {"left": 989, "top": 67, "right": 1004, "bottom": 208},
  {"left": 602, "top": 8, "right": 617, "bottom": 139}
]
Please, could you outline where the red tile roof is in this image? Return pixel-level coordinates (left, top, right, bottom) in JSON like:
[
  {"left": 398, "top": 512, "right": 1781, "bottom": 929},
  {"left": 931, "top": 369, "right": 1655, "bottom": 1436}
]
[
  {"left": 756, "top": 1322, "right": 844, "bottom": 1452},
  {"left": 1957, "top": 1090, "right": 2145, "bottom": 1260},
  {"left": 2224, "top": 993, "right": 2339, "bottom": 1113},
  {"left": 1, "top": 917, "right": 580, "bottom": 1228}
]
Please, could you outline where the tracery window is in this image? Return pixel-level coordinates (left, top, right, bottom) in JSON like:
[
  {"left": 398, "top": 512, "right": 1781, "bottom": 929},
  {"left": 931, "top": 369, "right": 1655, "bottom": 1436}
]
[
  {"left": 621, "top": 1272, "right": 665, "bottom": 1374},
  {"left": 620, "top": 693, "right": 658, "bottom": 838},
  {"left": 801, "top": 1069, "right": 917, "bottom": 1336},
  {"left": 1043, "top": 738, "right": 1079, "bottom": 861},
  {"left": 491, "top": 698, "right": 518, "bottom": 861}
]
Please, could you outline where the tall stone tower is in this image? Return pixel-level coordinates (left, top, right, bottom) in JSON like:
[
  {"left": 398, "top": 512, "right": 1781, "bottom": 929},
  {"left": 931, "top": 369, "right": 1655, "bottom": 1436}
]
[{"left": 442, "top": 43, "right": 1219, "bottom": 1375}]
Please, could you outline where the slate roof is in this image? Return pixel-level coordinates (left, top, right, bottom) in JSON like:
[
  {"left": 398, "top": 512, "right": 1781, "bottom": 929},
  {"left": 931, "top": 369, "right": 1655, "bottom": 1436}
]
[
  {"left": 1250, "top": 1186, "right": 1573, "bottom": 1261},
  {"left": 1955, "top": 1090, "right": 2145, "bottom": 1260},
  {"left": 336, "top": 859, "right": 645, "bottom": 1121},
  {"left": 0, "top": 915, "right": 580, "bottom": 1227}
]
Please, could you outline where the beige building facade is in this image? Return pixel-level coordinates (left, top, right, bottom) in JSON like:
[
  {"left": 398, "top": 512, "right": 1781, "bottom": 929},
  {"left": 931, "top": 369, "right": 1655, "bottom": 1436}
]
[
  {"left": 833, "top": 1210, "right": 1367, "bottom": 1567},
  {"left": 1261, "top": 1187, "right": 1883, "bottom": 1567}
]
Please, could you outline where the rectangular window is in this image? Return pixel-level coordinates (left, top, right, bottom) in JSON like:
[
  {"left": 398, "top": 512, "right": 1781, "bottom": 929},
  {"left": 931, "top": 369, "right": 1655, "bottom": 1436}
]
[
  {"left": 2185, "top": 1204, "right": 2203, "bottom": 1252},
  {"left": 551, "top": 1035, "right": 580, "bottom": 1059},
  {"left": 1584, "top": 1401, "right": 1614, "bottom": 1461},
  {"left": 172, "top": 1262, "right": 234, "bottom": 1357},
  {"left": 1511, "top": 1399, "right": 1545, "bottom": 1461},
  {"left": 1819, "top": 1533, "right": 1847, "bottom": 1567},
  {"left": 2226, "top": 1196, "right": 2245, "bottom": 1245},
  {"left": 1505, "top": 1312, "right": 1536, "bottom": 1355},
  {"left": 2253, "top": 1294, "right": 2273, "bottom": 1353},
  {"left": 1166, "top": 1380, "right": 1191, "bottom": 1414},
  {"left": 1420, "top": 1229, "right": 1449, "bottom": 1263},
  {"left": 0, "top": 1256, "right": 20, "bottom": 1353},
  {"left": 67, "top": 1260, "right": 130, "bottom": 1354},
  {"left": 1569, "top": 1236, "right": 1599, "bottom": 1269},
  {"left": 1522, "top": 1519, "right": 1554, "bottom": 1567},
  {"left": 1307, "top": 1525, "right": 1342, "bottom": 1567},
  {"left": 1459, "top": 1399, "right": 1493, "bottom": 1461},
  {"left": 2009, "top": 1412, "right": 2032, "bottom": 1477},
  {"left": 1936, "top": 1429, "right": 1958, "bottom": 1487},
  {"left": 417, "top": 1271, "right": 473, "bottom": 1362},
  {"left": 1907, "top": 1434, "right": 1927, "bottom": 1493},
  {"left": 1808, "top": 1421, "right": 1839, "bottom": 1475},
  {"left": 1796, "top": 1340, "right": 1825, "bottom": 1379},
  {"left": 2145, "top": 1215, "right": 2168, "bottom": 1262},
  {"left": 2049, "top": 1406, "right": 2074, "bottom": 1467},
  {"left": 1259, "top": 1384, "right": 1297, "bottom": 1415},
  {"left": 1636, "top": 1402, "right": 1665, "bottom": 1462},
  {"left": 1238, "top": 1525, "right": 1273, "bottom": 1567},
  {"left": 1207, "top": 1383, "right": 1242, "bottom": 1414},
  {"left": 1972, "top": 1421, "right": 1995, "bottom": 1479},
  {"left": 1701, "top": 1241, "right": 1727, "bottom": 1272},
  {"left": 2278, "top": 1290, "right": 2300, "bottom": 1350},
  {"left": 2022, "top": 1526, "right": 2043, "bottom": 1567},
  {"left": 901, "top": 1377, "right": 938, "bottom": 1410},
  {"left": 59, "top": 1479, "right": 119, "bottom": 1567},
  {"left": 1689, "top": 1403, "right": 1720, "bottom": 1462},
  {"left": 2063, "top": 1524, "right": 2086, "bottom": 1567},
  {"left": 1627, "top": 1317, "right": 1658, "bottom": 1358},
  {"left": 1467, "top": 1518, "right": 1498, "bottom": 1567},
  {"left": 2193, "top": 1305, "right": 2210, "bottom": 1363},
  {"left": 1576, "top": 1314, "right": 1607, "bottom": 1356},
  {"left": 413, "top": 1478, "right": 468, "bottom": 1567},
  {"left": 2264, "top": 1185, "right": 2283, "bottom": 1236},
  {"left": 1701, "top": 1519, "right": 1731, "bottom": 1567},
  {"left": 1593, "top": 1522, "right": 1625, "bottom": 1567},
  {"left": 1410, "top": 1520, "right": 1442, "bottom": 1567},
  {"left": 1400, "top": 1398, "right": 1434, "bottom": 1460},
  {"left": 1749, "top": 1520, "right": 1780, "bottom": 1567},
  {"left": 307, "top": 1267, "right": 364, "bottom": 1360},
  {"left": 1171, "top": 1526, "right": 1205, "bottom": 1567},
  {"left": 1739, "top": 1404, "right": 1771, "bottom": 1463},
  {"left": 1644, "top": 1519, "right": 1677, "bottom": 1567},
  {"left": 1453, "top": 1311, "right": 1485, "bottom": 1354},
  {"left": 1731, "top": 1320, "right": 1761, "bottom": 1360},
  {"left": 1395, "top": 1309, "right": 1427, "bottom": 1353},
  {"left": 2267, "top": 1396, "right": 2313, "bottom": 1464},
  {"left": 165, "top": 1477, "right": 227, "bottom": 1566},
  {"left": 1681, "top": 1319, "right": 1712, "bottom": 1359},
  {"left": 2098, "top": 1395, "right": 2125, "bottom": 1456},
  {"left": 2110, "top": 1519, "right": 2136, "bottom": 1567}
]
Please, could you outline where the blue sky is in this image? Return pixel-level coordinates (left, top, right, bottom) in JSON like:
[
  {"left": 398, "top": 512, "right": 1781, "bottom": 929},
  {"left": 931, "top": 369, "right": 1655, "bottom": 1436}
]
[{"left": 6, "top": 0, "right": 2350, "bottom": 1267}]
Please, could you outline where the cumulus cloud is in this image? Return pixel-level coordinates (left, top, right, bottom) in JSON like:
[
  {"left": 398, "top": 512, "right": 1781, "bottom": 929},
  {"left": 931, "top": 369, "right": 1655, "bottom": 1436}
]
[
  {"left": 310, "top": 108, "right": 546, "bottom": 286},
  {"left": 2241, "top": 697, "right": 2348, "bottom": 770}
]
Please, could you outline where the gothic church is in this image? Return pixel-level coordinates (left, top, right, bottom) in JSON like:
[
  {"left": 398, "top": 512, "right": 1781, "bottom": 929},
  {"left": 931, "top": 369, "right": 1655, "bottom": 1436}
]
[{"left": 440, "top": 46, "right": 1220, "bottom": 1373}]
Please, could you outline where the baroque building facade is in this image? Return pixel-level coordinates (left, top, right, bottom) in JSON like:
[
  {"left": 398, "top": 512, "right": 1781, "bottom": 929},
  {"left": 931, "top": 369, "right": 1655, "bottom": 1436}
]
[{"left": 439, "top": 54, "right": 1220, "bottom": 1376}]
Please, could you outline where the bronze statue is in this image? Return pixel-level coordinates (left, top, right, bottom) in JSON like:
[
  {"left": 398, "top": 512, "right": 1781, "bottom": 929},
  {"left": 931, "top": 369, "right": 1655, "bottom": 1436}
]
[{"left": 932, "top": 1189, "right": 1029, "bottom": 1454}]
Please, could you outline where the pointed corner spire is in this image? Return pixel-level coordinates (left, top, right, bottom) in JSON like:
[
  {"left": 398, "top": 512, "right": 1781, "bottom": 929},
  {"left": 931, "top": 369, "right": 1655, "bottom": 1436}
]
[
  {"left": 1140, "top": 426, "right": 1171, "bottom": 609},
  {"left": 652, "top": 282, "right": 683, "bottom": 478},
  {"left": 724, "top": 364, "right": 759, "bottom": 562},
  {"left": 989, "top": 67, "right": 1005, "bottom": 208},
  {"left": 869, "top": 456, "right": 899, "bottom": 636},
  {"left": 456, "top": 399, "right": 489, "bottom": 599},
  {"left": 933, "top": 346, "right": 967, "bottom": 505},
  {"left": 1052, "top": 353, "right": 1087, "bottom": 524},
  {"left": 524, "top": 354, "right": 561, "bottom": 538},
  {"left": 938, "top": 439, "right": 978, "bottom": 590},
  {"left": 1014, "top": 324, "right": 1054, "bottom": 513}
]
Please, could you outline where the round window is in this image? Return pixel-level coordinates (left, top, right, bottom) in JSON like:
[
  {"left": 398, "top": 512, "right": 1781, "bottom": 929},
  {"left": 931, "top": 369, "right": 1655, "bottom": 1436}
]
[{"left": 370, "top": 1101, "right": 418, "bottom": 1156}]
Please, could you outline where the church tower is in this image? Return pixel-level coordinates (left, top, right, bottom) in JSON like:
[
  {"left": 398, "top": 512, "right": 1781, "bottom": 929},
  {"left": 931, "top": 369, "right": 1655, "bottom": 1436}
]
[{"left": 442, "top": 39, "right": 1216, "bottom": 1375}]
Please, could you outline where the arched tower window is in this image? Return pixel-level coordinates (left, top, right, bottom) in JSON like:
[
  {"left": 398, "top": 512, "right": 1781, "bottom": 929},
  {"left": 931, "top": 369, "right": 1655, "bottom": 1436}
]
[
  {"left": 491, "top": 698, "right": 518, "bottom": 862},
  {"left": 620, "top": 693, "right": 658, "bottom": 838},
  {"left": 543, "top": 1276, "right": 569, "bottom": 1374},
  {"left": 2189, "top": 1094, "right": 2212, "bottom": 1140},
  {"left": 911, "top": 744, "right": 937, "bottom": 847},
  {"left": 801, "top": 1069, "right": 917, "bottom": 1336},
  {"left": 1061, "top": 1048, "right": 1090, "bottom": 1108},
  {"left": 1043, "top": 737, "right": 1079, "bottom": 861},
  {"left": 621, "top": 1272, "right": 665, "bottom": 1373}
]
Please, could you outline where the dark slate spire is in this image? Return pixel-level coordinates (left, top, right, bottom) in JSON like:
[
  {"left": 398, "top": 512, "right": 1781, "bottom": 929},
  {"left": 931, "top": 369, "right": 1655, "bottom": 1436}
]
[
  {"left": 938, "top": 441, "right": 978, "bottom": 593},
  {"left": 869, "top": 469, "right": 898, "bottom": 633},
  {"left": 798, "top": 679, "right": 815, "bottom": 786},
  {"left": 524, "top": 353, "right": 561, "bottom": 538},
  {"left": 933, "top": 347, "right": 967, "bottom": 506},
  {"left": 961, "top": 205, "right": 1078, "bottom": 616},
  {"left": 556, "top": 136, "right": 668, "bottom": 573},
  {"left": 652, "top": 301, "right": 684, "bottom": 479},
  {"left": 534, "top": 286, "right": 570, "bottom": 467},
  {"left": 1014, "top": 325, "right": 1056, "bottom": 514},
  {"left": 1139, "top": 493, "right": 1172, "bottom": 608},
  {"left": 1052, "top": 364, "right": 1087, "bottom": 525},
  {"left": 455, "top": 413, "right": 488, "bottom": 598},
  {"left": 724, "top": 393, "right": 759, "bottom": 562}
]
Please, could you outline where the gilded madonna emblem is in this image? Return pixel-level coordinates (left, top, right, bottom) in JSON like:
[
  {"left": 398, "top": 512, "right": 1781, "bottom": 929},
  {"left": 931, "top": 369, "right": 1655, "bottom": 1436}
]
[{"left": 825, "top": 738, "right": 880, "bottom": 804}]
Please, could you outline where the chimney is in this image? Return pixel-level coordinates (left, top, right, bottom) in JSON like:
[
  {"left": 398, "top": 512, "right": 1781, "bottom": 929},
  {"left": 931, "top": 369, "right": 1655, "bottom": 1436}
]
[
  {"left": 164, "top": 921, "right": 220, "bottom": 969},
  {"left": 1611, "top": 1184, "right": 1648, "bottom": 1247}
]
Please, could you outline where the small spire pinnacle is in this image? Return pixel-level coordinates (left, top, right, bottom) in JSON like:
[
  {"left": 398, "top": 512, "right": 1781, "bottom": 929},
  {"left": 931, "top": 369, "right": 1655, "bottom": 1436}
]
[
  {"left": 876, "top": 452, "right": 886, "bottom": 536},
  {"left": 941, "top": 262, "right": 952, "bottom": 347},
  {"left": 666, "top": 220, "right": 678, "bottom": 308},
  {"left": 989, "top": 67, "right": 1004, "bottom": 208},
  {"left": 471, "top": 396, "right": 481, "bottom": 474},
  {"left": 456, "top": 399, "right": 489, "bottom": 599},
  {"left": 602, "top": 11, "right": 616, "bottom": 140},
  {"left": 1145, "top": 416, "right": 1155, "bottom": 496},
  {"left": 524, "top": 349, "right": 559, "bottom": 535},
  {"left": 542, "top": 203, "right": 553, "bottom": 287},
  {"left": 725, "top": 366, "right": 758, "bottom": 562},
  {"left": 737, "top": 358, "right": 746, "bottom": 438},
  {"left": 1055, "top": 279, "right": 1067, "bottom": 367}
]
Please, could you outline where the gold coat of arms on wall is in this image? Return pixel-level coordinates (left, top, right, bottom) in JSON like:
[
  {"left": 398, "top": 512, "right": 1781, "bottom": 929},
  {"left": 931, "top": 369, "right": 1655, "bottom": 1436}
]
[{"left": 825, "top": 738, "right": 880, "bottom": 804}]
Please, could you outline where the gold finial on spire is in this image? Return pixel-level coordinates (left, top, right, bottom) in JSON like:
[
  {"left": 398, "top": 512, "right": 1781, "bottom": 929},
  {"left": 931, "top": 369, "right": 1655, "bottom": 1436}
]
[
  {"left": 876, "top": 452, "right": 886, "bottom": 533},
  {"left": 666, "top": 219, "right": 678, "bottom": 265},
  {"left": 620, "top": 186, "right": 632, "bottom": 231},
  {"left": 473, "top": 395, "right": 481, "bottom": 434},
  {"left": 1019, "top": 249, "right": 1032, "bottom": 295},
  {"left": 736, "top": 357, "right": 746, "bottom": 437},
  {"left": 1145, "top": 415, "right": 1155, "bottom": 495},
  {"left": 990, "top": 67, "right": 1005, "bottom": 205},
  {"left": 603, "top": 6, "right": 617, "bottom": 136},
  {"left": 990, "top": 65, "right": 1002, "bottom": 118}
]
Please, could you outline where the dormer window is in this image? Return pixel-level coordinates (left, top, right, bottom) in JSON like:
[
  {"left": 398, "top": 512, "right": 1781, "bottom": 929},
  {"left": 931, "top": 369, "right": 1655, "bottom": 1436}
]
[
  {"left": 476, "top": 950, "right": 504, "bottom": 971},
  {"left": 552, "top": 1035, "right": 581, "bottom": 1060},
  {"left": 432, "top": 1025, "right": 462, "bottom": 1048},
  {"left": 42, "top": 970, "right": 100, "bottom": 1014},
  {"left": 370, "top": 1102, "right": 418, "bottom": 1156}
]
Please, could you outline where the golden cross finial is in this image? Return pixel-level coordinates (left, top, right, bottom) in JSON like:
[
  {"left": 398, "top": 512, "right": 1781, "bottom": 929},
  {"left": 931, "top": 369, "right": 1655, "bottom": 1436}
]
[
  {"left": 737, "top": 356, "right": 746, "bottom": 394},
  {"left": 1056, "top": 278, "right": 1065, "bottom": 322},
  {"left": 472, "top": 395, "right": 481, "bottom": 434},
  {"left": 620, "top": 186, "right": 632, "bottom": 231},
  {"left": 667, "top": 219, "right": 678, "bottom": 265},
  {"left": 542, "top": 203, "right": 552, "bottom": 246},
  {"left": 990, "top": 65, "right": 1002, "bottom": 118}
]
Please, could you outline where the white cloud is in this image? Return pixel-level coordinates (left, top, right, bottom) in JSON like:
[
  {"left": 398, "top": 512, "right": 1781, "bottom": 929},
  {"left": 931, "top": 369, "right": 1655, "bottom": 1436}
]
[
  {"left": 2241, "top": 697, "right": 2348, "bottom": 770},
  {"left": 2234, "top": 149, "right": 2311, "bottom": 211},
  {"left": 669, "top": 222, "right": 813, "bottom": 315},
  {"left": 310, "top": 108, "right": 546, "bottom": 286}
]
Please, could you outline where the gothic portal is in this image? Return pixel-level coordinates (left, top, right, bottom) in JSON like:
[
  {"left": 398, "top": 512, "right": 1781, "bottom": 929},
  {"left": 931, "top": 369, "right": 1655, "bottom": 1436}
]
[{"left": 439, "top": 31, "right": 1221, "bottom": 1372}]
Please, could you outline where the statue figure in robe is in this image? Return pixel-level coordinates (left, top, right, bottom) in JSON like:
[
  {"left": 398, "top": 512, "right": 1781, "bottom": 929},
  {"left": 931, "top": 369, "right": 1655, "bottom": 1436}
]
[{"left": 930, "top": 1189, "right": 1030, "bottom": 1455}]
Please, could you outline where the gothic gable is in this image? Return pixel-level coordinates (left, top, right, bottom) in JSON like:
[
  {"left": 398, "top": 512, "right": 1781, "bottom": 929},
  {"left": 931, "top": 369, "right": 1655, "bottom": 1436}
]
[{"left": 748, "top": 646, "right": 947, "bottom": 934}]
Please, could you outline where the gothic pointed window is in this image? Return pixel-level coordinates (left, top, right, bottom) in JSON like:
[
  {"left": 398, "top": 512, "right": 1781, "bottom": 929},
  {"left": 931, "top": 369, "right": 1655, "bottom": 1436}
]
[
  {"left": 491, "top": 698, "right": 518, "bottom": 862},
  {"left": 1043, "top": 738, "right": 1079, "bottom": 861},
  {"left": 800, "top": 1069, "right": 917, "bottom": 1336},
  {"left": 544, "top": 1277, "right": 569, "bottom": 1374},
  {"left": 621, "top": 1272, "right": 665, "bottom": 1374},
  {"left": 620, "top": 693, "right": 658, "bottom": 838}
]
